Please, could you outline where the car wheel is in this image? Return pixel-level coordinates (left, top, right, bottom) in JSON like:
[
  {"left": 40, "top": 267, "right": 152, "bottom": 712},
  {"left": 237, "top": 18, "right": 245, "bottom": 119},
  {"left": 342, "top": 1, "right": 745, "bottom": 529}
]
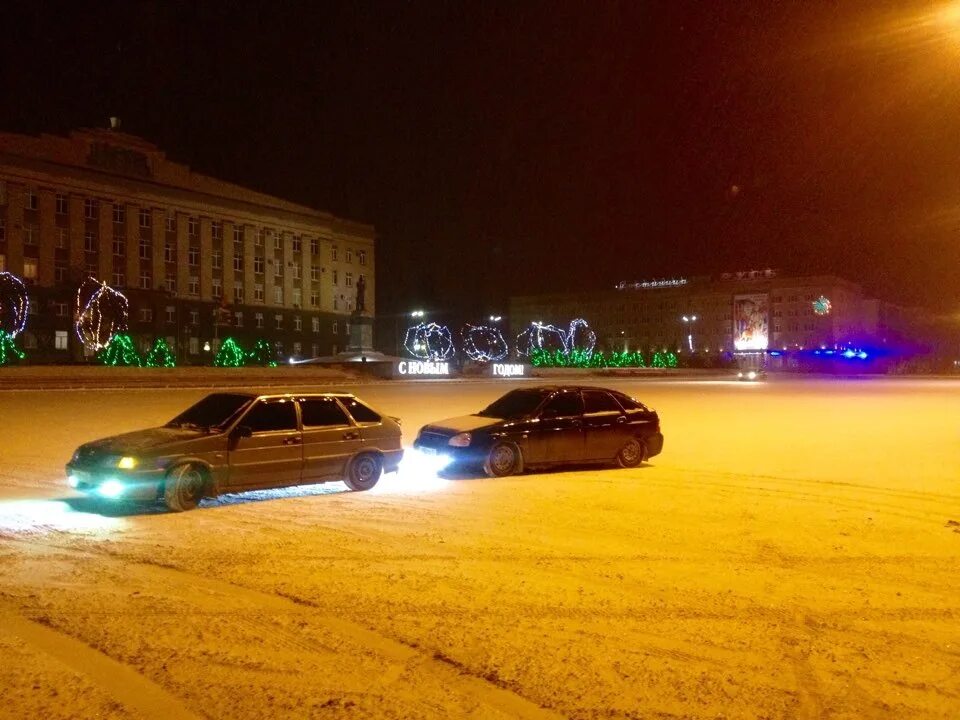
[
  {"left": 616, "top": 438, "right": 644, "bottom": 468},
  {"left": 163, "top": 463, "right": 206, "bottom": 512},
  {"left": 484, "top": 443, "right": 519, "bottom": 478},
  {"left": 345, "top": 453, "right": 382, "bottom": 491}
]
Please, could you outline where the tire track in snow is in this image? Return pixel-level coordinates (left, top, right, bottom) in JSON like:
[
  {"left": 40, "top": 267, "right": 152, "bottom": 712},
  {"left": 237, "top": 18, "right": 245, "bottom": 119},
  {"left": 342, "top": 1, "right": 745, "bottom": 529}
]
[{"left": 0, "top": 602, "right": 204, "bottom": 720}]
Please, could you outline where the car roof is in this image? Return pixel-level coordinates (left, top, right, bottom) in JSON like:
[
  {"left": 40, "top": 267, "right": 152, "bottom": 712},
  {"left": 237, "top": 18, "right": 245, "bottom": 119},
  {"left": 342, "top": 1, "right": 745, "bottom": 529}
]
[
  {"left": 217, "top": 391, "right": 358, "bottom": 401},
  {"left": 514, "top": 385, "right": 619, "bottom": 393}
]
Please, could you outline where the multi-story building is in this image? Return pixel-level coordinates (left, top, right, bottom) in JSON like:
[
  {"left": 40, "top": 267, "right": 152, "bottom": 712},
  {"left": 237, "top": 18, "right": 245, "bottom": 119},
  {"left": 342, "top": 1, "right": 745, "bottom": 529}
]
[
  {"left": 0, "top": 124, "right": 375, "bottom": 363},
  {"left": 510, "top": 270, "right": 906, "bottom": 356}
]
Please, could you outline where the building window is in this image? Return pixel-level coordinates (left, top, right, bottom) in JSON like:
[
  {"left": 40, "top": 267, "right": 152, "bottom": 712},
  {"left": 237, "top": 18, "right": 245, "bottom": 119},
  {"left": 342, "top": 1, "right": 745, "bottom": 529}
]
[
  {"left": 212, "top": 221, "right": 223, "bottom": 240},
  {"left": 310, "top": 266, "right": 319, "bottom": 281},
  {"left": 274, "top": 263, "right": 282, "bottom": 280},
  {"left": 332, "top": 320, "right": 338, "bottom": 334},
  {"left": 293, "top": 341, "right": 302, "bottom": 355},
  {"left": 54, "top": 330, "right": 68, "bottom": 350},
  {"left": 23, "top": 223, "right": 37, "bottom": 245},
  {"left": 53, "top": 228, "right": 67, "bottom": 249},
  {"left": 310, "top": 238, "right": 318, "bottom": 255},
  {"left": 359, "top": 250, "right": 366, "bottom": 266},
  {"left": 294, "top": 315, "right": 302, "bottom": 331},
  {"left": 255, "top": 312, "right": 264, "bottom": 328},
  {"left": 346, "top": 249, "right": 353, "bottom": 263},
  {"left": 312, "top": 317, "right": 320, "bottom": 333},
  {"left": 275, "top": 314, "right": 283, "bottom": 329},
  {"left": 189, "top": 337, "right": 199, "bottom": 355},
  {"left": 291, "top": 236, "right": 301, "bottom": 253},
  {"left": 84, "top": 198, "right": 97, "bottom": 220},
  {"left": 137, "top": 270, "right": 151, "bottom": 289},
  {"left": 212, "top": 251, "right": 222, "bottom": 269},
  {"left": 165, "top": 277, "right": 176, "bottom": 293},
  {"left": 212, "top": 278, "right": 222, "bottom": 299},
  {"left": 23, "top": 259, "right": 38, "bottom": 282},
  {"left": 188, "top": 247, "right": 199, "bottom": 266},
  {"left": 54, "top": 302, "right": 68, "bottom": 317},
  {"left": 189, "top": 310, "right": 199, "bottom": 325},
  {"left": 85, "top": 260, "right": 97, "bottom": 275},
  {"left": 333, "top": 296, "right": 338, "bottom": 311},
  {"left": 139, "top": 238, "right": 151, "bottom": 259},
  {"left": 56, "top": 194, "right": 68, "bottom": 215},
  {"left": 112, "top": 271, "right": 125, "bottom": 287},
  {"left": 233, "top": 251, "right": 243, "bottom": 272},
  {"left": 311, "top": 343, "right": 319, "bottom": 357},
  {"left": 54, "top": 264, "right": 67, "bottom": 282},
  {"left": 188, "top": 277, "right": 199, "bottom": 295},
  {"left": 233, "top": 226, "right": 243, "bottom": 243},
  {"left": 112, "top": 237, "right": 125, "bottom": 256},
  {"left": 166, "top": 306, "right": 176, "bottom": 323},
  {"left": 113, "top": 203, "right": 125, "bottom": 224},
  {"left": 234, "top": 284, "right": 244, "bottom": 303},
  {"left": 254, "top": 228, "right": 264, "bottom": 247},
  {"left": 25, "top": 188, "right": 38, "bottom": 211},
  {"left": 22, "top": 332, "right": 37, "bottom": 349},
  {"left": 254, "top": 256, "right": 264, "bottom": 274},
  {"left": 0, "top": 218, "right": 5, "bottom": 241},
  {"left": 331, "top": 247, "right": 338, "bottom": 262},
  {"left": 165, "top": 212, "right": 176, "bottom": 233},
  {"left": 274, "top": 286, "right": 283, "bottom": 304},
  {"left": 188, "top": 218, "right": 198, "bottom": 238},
  {"left": 345, "top": 321, "right": 351, "bottom": 336},
  {"left": 345, "top": 272, "right": 353, "bottom": 287},
  {"left": 332, "top": 270, "right": 338, "bottom": 285},
  {"left": 139, "top": 307, "right": 153, "bottom": 323},
  {"left": 254, "top": 284, "right": 264, "bottom": 302},
  {"left": 139, "top": 208, "right": 151, "bottom": 228},
  {"left": 292, "top": 288, "right": 302, "bottom": 307},
  {"left": 164, "top": 243, "right": 175, "bottom": 263},
  {"left": 291, "top": 263, "right": 301, "bottom": 280},
  {"left": 274, "top": 233, "right": 282, "bottom": 251},
  {"left": 310, "top": 292, "right": 319, "bottom": 308},
  {"left": 234, "top": 311, "right": 243, "bottom": 327}
]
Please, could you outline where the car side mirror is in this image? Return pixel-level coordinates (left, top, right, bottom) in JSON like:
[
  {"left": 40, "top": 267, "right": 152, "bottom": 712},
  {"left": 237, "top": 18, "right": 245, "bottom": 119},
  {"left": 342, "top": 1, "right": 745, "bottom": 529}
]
[{"left": 233, "top": 425, "right": 253, "bottom": 439}]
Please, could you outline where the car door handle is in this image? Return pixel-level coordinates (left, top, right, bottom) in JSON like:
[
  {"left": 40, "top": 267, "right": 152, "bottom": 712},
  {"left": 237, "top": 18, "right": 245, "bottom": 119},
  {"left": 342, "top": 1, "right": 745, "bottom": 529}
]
[
  {"left": 282, "top": 436, "right": 302, "bottom": 445},
  {"left": 343, "top": 431, "right": 360, "bottom": 440}
]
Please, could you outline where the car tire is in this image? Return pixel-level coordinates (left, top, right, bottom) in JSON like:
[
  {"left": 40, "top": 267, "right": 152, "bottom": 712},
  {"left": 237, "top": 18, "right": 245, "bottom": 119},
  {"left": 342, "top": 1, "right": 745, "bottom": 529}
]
[
  {"left": 484, "top": 442, "right": 520, "bottom": 478},
  {"left": 616, "top": 438, "right": 644, "bottom": 468},
  {"left": 345, "top": 453, "right": 382, "bottom": 491},
  {"left": 163, "top": 463, "right": 206, "bottom": 512}
]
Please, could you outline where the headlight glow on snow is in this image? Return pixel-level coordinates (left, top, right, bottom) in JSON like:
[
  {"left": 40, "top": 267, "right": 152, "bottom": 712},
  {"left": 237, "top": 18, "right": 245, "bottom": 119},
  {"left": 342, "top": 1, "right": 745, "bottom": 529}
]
[
  {"left": 0, "top": 500, "right": 125, "bottom": 534},
  {"left": 372, "top": 449, "right": 452, "bottom": 495}
]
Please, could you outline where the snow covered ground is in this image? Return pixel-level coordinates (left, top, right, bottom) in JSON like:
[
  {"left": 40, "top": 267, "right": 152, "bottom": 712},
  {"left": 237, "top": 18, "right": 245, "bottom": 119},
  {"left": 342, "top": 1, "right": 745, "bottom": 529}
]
[{"left": 0, "top": 377, "right": 958, "bottom": 719}]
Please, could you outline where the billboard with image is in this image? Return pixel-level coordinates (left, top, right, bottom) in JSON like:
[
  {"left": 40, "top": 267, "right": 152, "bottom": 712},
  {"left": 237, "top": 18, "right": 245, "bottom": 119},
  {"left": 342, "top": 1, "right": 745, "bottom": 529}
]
[{"left": 733, "top": 293, "right": 769, "bottom": 351}]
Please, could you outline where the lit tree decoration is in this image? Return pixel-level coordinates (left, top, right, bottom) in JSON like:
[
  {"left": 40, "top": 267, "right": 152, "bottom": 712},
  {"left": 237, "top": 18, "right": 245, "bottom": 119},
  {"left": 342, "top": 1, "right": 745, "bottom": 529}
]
[
  {"left": 98, "top": 333, "right": 141, "bottom": 366},
  {"left": 565, "top": 318, "right": 597, "bottom": 357},
  {"left": 145, "top": 337, "right": 176, "bottom": 368},
  {"left": 247, "top": 338, "right": 278, "bottom": 367},
  {"left": 812, "top": 296, "right": 832, "bottom": 316},
  {"left": 0, "top": 272, "right": 29, "bottom": 338},
  {"left": 75, "top": 277, "right": 129, "bottom": 351},
  {"left": 461, "top": 324, "right": 509, "bottom": 362},
  {"left": 0, "top": 330, "right": 26, "bottom": 365},
  {"left": 515, "top": 322, "right": 567, "bottom": 357},
  {"left": 404, "top": 322, "right": 455, "bottom": 360},
  {"left": 214, "top": 337, "right": 246, "bottom": 367},
  {"left": 529, "top": 348, "right": 650, "bottom": 368}
]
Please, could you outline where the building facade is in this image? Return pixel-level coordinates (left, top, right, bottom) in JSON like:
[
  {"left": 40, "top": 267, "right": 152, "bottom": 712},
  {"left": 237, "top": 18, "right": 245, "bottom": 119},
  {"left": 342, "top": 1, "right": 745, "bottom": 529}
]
[
  {"left": 510, "top": 270, "right": 913, "bottom": 357},
  {"left": 0, "top": 126, "right": 375, "bottom": 363}
]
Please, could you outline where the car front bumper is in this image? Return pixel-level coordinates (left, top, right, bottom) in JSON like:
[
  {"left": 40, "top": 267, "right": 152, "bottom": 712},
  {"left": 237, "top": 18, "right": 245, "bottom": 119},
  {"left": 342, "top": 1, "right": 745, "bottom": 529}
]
[
  {"left": 65, "top": 464, "right": 166, "bottom": 502},
  {"left": 412, "top": 440, "right": 486, "bottom": 466}
]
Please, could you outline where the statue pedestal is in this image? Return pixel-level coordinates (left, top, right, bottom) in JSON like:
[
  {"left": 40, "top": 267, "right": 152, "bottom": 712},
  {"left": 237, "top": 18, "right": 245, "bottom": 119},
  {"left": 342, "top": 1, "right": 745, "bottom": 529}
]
[{"left": 347, "top": 312, "right": 374, "bottom": 353}]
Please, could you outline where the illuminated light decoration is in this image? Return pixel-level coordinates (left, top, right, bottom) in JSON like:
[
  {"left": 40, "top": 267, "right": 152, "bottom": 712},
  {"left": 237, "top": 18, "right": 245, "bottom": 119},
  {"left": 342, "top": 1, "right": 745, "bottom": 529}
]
[
  {"left": 566, "top": 318, "right": 597, "bottom": 357},
  {"left": 652, "top": 351, "right": 678, "bottom": 368},
  {"left": 529, "top": 348, "right": 652, "bottom": 369},
  {"left": 461, "top": 324, "right": 509, "bottom": 362},
  {"left": 515, "top": 322, "right": 567, "bottom": 357},
  {"left": 733, "top": 293, "right": 769, "bottom": 351},
  {"left": 75, "top": 277, "right": 129, "bottom": 351},
  {"left": 0, "top": 330, "right": 26, "bottom": 366},
  {"left": 144, "top": 337, "right": 176, "bottom": 368},
  {"left": 492, "top": 363, "right": 525, "bottom": 377},
  {"left": 98, "top": 333, "right": 141, "bottom": 366},
  {"left": 247, "top": 338, "right": 278, "bottom": 367},
  {"left": 812, "top": 296, "right": 832, "bottom": 316},
  {"left": 397, "top": 360, "right": 450, "bottom": 375},
  {"left": 214, "top": 337, "right": 246, "bottom": 367},
  {"left": 0, "top": 272, "right": 29, "bottom": 337},
  {"left": 616, "top": 278, "right": 688, "bottom": 290},
  {"left": 404, "top": 322, "right": 455, "bottom": 361}
]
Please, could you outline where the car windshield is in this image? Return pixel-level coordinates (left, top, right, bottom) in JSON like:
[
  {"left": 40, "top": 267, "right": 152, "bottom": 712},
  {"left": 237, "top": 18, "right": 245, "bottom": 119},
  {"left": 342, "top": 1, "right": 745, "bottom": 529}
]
[
  {"left": 477, "top": 389, "right": 552, "bottom": 419},
  {"left": 166, "top": 393, "right": 254, "bottom": 431}
]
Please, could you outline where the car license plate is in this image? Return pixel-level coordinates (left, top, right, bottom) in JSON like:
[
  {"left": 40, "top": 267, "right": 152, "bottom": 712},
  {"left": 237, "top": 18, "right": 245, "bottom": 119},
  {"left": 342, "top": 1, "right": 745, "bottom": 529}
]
[{"left": 420, "top": 447, "right": 438, "bottom": 456}]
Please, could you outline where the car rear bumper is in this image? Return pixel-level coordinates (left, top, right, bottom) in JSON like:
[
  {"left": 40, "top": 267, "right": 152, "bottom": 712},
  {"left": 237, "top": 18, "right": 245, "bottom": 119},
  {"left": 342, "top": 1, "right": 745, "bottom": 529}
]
[
  {"left": 645, "top": 432, "right": 664, "bottom": 459},
  {"left": 382, "top": 448, "right": 404, "bottom": 473},
  {"left": 65, "top": 464, "right": 165, "bottom": 502}
]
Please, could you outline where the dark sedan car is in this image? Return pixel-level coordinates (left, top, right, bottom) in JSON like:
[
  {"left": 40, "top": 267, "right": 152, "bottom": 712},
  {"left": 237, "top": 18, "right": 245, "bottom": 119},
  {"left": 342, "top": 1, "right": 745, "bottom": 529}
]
[
  {"left": 413, "top": 385, "right": 663, "bottom": 477},
  {"left": 66, "top": 392, "right": 403, "bottom": 511}
]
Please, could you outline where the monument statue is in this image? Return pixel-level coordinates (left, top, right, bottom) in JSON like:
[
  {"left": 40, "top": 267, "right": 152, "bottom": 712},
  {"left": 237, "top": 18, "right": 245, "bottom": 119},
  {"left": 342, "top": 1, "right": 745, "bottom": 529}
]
[{"left": 355, "top": 274, "right": 366, "bottom": 313}]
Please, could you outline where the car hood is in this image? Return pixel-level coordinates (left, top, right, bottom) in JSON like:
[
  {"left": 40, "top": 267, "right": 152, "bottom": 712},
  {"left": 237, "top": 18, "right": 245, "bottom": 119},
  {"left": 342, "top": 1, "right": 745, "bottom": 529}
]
[
  {"left": 81, "top": 427, "right": 213, "bottom": 455},
  {"left": 423, "top": 414, "right": 503, "bottom": 434}
]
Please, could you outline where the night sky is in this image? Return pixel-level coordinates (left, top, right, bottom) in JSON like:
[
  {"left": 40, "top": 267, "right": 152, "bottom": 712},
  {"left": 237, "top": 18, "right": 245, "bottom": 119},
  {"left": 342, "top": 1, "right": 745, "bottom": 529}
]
[{"left": 2, "top": 0, "right": 960, "bottom": 321}]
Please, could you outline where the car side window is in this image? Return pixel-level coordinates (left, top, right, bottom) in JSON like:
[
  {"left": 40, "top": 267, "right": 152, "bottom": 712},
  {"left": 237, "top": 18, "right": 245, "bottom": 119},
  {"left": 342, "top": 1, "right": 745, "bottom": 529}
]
[
  {"left": 583, "top": 390, "right": 622, "bottom": 415},
  {"left": 611, "top": 392, "right": 646, "bottom": 412},
  {"left": 542, "top": 391, "right": 583, "bottom": 418},
  {"left": 242, "top": 400, "right": 298, "bottom": 433},
  {"left": 300, "top": 398, "right": 352, "bottom": 427},
  {"left": 341, "top": 398, "right": 381, "bottom": 424}
]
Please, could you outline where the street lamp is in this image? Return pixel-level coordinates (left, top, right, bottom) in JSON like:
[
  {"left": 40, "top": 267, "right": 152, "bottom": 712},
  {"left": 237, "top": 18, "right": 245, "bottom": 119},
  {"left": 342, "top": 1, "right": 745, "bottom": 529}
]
[
  {"left": 489, "top": 315, "right": 502, "bottom": 323},
  {"left": 411, "top": 309, "right": 425, "bottom": 319},
  {"left": 681, "top": 314, "right": 698, "bottom": 352}
]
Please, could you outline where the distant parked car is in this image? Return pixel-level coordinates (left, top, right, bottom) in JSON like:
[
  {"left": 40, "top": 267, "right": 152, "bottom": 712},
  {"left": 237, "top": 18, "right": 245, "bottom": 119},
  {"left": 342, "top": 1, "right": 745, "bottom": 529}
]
[
  {"left": 66, "top": 392, "right": 403, "bottom": 511},
  {"left": 414, "top": 385, "right": 662, "bottom": 477}
]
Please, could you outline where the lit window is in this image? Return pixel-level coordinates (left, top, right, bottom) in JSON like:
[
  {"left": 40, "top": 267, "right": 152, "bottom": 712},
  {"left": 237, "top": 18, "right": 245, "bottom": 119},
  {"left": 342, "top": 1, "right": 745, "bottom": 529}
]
[
  {"left": 54, "top": 331, "right": 68, "bottom": 350},
  {"left": 312, "top": 317, "right": 320, "bottom": 333},
  {"left": 274, "top": 286, "right": 283, "bottom": 304},
  {"left": 294, "top": 315, "right": 302, "bottom": 331},
  {"left": 23, "top": 259, "right": 38, "bottom": 281},
  {"left": 293, "top": 341, "right": 302, "bottom": 355},
  {"left": 255, "top": 312, "right": 264, "bottom": 328}
]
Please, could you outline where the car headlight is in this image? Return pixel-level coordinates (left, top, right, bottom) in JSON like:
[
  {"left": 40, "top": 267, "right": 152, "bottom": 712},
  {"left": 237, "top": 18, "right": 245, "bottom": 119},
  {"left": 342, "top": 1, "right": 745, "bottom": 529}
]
[
  {"left": 747, "top": 371, "right": 757, "bottom": 380},
  {"left": 448, "top": 432, "right": 472, "bottom": 447},
  {"left": 117, "top": 456, "right": 138, "bottom": 469}
]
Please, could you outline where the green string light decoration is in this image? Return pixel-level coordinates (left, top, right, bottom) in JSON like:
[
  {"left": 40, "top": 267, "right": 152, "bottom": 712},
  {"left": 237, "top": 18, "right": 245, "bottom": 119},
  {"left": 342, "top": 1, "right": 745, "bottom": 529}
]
[
  {"left": 529, "top": 347, "right": 659, "bottom": 368},
  {"left": 214, "top": 337, "right": 246, "bottom": 367},
  {"left": 0, "top": 330, "right": 26, "bottom": 365},
  {"left": 247, "top": 338, "right": 278, "bottom": 367},
  {"left": 145, "top": 337, "right": 176, "bottom": 368},
  {"left": 98, "top": 333, "right": 141, "bottom": 367}
]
